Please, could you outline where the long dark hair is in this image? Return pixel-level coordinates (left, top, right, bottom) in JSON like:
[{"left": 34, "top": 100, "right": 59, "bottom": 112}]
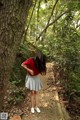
[{"left": 34, "top": 53, "right": 47, "bottom": 74}]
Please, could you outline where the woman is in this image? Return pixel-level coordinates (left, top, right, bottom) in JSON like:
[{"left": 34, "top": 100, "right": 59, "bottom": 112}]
[{"left": 21, "top": 52, "right": 46, "bottom": 113}]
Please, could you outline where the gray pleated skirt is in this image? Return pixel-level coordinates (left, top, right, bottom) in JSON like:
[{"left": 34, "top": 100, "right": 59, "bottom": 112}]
[{"left": 25, "top": 74, "right": 42, "bottom": 91}]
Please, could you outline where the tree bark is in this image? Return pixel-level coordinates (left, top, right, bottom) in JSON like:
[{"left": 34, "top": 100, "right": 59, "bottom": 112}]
[{"left": 0, "top": 0, "right": 32, "bottom": 111}]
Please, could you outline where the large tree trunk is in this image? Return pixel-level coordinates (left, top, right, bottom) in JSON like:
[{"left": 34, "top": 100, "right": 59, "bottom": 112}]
[{"left": 0, "top": 0, "right": 32, "bottom": 111}]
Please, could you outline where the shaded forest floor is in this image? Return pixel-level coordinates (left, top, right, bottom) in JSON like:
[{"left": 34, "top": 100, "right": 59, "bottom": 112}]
[{"left": 8, "top": 63, "right": 70, "bottom": 120}]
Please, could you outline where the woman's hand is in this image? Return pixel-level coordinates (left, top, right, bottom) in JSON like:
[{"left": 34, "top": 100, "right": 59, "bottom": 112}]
[
  {"left": 29, "top": 70, "right": 34, "bottom": 75},
  {"left": 21, "top": 64, "right": 34, "bottom": 75}
]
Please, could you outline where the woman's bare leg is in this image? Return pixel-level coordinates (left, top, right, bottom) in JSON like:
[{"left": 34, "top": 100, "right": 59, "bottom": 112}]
[
  {"left": 34, "top": 91, "right": 41, "bottom": 113},
  {"left": 31, "top": 90, "right": 40, "bottom": 113},
  {"left": 31, "top": 90, "right": 35, "bottom": 108},
  {"left": 34, "top": 91, "right": 38, "bottom": 107}
]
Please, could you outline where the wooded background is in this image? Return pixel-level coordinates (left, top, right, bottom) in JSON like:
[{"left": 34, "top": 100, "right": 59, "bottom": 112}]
[{"left": 0, "top": 0, "right": 80, "bottom": 119}]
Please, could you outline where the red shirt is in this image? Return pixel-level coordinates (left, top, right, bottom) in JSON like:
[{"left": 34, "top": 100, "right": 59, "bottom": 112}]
[{"left": 22, "top": 58, "right": 39, "bottom": 76}]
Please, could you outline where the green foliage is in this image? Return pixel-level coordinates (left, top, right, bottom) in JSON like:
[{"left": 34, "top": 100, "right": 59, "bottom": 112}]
[{"left": 8, "top": 86, "right": 25, "bottom": 105}]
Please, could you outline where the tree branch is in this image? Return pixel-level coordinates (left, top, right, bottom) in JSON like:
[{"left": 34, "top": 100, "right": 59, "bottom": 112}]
[
  {"left": 76, "top": 24, "right": 80, "bottom": 29},
  {"left": 36, "top": 0, "right": 41, "bottom": 31},
  {"left": 46, "top": 0, "right": 59, "bottom": 30},
  {"left": 23, "top": 0, "right": 38, "bottom": 43},
  {"left": 36, "top": 0, "right": 59, "bottom": 41},
  {"left": 25, "top": 0, "right": 38, "bottom": 32},
  {"left": 37, "top": 0, "right": 41, "bottom": 23},
  {"left": 37, "top": 10, "right": 69, "bottom": 40}
]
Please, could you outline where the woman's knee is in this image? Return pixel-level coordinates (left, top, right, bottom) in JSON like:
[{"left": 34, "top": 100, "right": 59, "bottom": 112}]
[
  {"left": 31, "top": 90, "right": 37, "bottom": 95},
  {"left": 31, "top": 90, "right": 35, "bottom": 95},
  {"left": 34, "top": 91, "right": 37, "bottom": 94}
]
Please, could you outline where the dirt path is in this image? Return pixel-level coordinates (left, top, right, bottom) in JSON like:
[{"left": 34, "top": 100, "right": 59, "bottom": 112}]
[{"left": 22, "top": 63, "right": 70, "bottom": 120}]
